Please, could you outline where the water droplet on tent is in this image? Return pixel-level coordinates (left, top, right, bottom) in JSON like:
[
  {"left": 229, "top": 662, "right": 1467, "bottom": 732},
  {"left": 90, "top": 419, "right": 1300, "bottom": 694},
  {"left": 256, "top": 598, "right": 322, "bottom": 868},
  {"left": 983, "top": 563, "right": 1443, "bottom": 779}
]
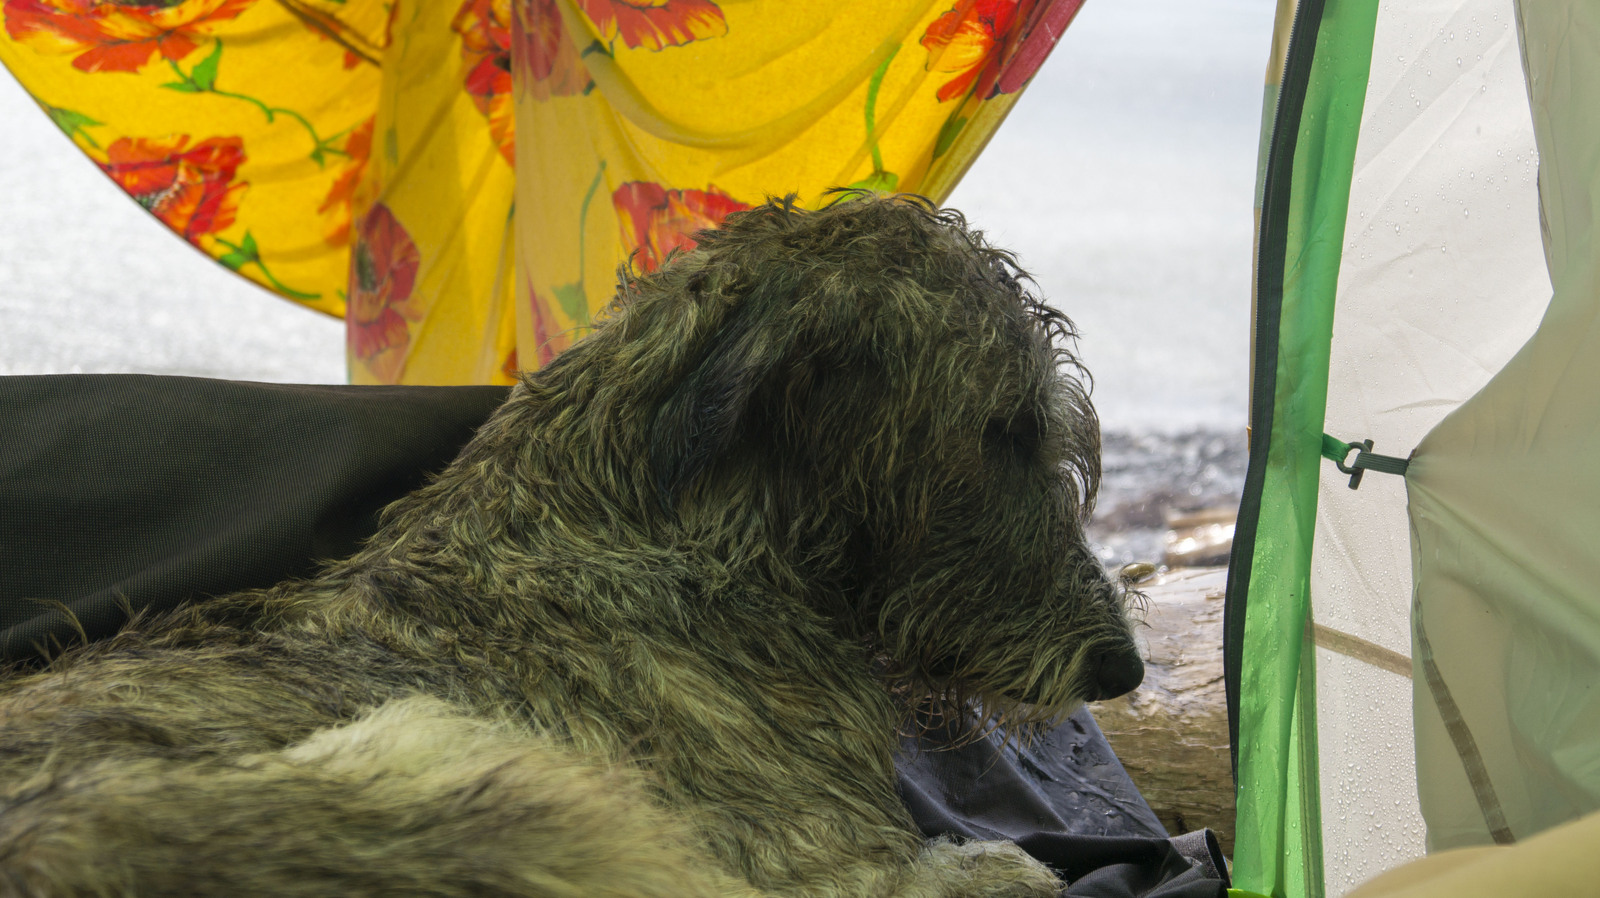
[
  {"left": 1463, "top": 209, "right": 1470, "bottom": 218},
  {"left": 1441, "top": 244, "right": 1448, "bottom": 253},
  {"left": 1394, "top": 224, "right": 1401, "bottom": 233},
  {"left": 1457, "top": 57, "right": 1463, "bottom": 66},
  {"left": 1416, "top": 100, "right": 1422, "bottom": 107}
]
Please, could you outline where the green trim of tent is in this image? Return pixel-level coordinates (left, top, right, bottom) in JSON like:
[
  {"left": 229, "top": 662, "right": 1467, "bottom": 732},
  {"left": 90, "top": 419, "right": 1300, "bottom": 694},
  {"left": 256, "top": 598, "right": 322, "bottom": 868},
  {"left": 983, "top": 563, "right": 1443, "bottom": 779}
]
[{"left": 1225, "top": 0, "right": 1380, "bottom": 895}]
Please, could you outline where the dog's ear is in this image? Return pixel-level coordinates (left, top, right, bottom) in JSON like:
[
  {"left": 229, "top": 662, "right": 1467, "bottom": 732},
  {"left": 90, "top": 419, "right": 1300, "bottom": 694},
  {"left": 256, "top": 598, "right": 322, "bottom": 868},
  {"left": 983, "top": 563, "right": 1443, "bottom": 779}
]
[{"left": 649, "top": 302, "right": 790, "bottom": 511}]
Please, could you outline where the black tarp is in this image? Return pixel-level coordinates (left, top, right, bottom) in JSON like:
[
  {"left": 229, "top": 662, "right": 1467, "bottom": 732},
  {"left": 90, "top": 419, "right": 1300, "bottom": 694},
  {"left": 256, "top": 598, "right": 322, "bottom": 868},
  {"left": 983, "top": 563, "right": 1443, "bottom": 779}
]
[{"left": 0, "top": 374, "right": 1227, "bottom": 897}]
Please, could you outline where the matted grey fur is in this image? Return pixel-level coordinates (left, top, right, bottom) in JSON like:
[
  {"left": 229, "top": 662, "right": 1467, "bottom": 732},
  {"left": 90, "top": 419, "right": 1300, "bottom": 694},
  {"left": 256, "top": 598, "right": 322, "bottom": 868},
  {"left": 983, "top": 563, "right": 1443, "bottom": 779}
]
[{"left": 0, "top": 194, "right": 1143, "bottom": 897}]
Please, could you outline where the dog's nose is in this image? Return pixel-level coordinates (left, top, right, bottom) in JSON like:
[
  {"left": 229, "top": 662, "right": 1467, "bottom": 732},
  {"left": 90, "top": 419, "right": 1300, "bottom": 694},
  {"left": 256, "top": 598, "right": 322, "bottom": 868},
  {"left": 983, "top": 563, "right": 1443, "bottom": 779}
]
[{"left": 1088, "top": 643, "right": 1144, "bottom": 701}]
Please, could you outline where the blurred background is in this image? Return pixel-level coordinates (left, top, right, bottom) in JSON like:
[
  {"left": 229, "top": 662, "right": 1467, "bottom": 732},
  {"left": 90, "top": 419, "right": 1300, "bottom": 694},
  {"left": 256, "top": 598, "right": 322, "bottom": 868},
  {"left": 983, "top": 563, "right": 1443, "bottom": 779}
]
[{"left": 0, "top": 0, "right": 1276, "bottom": 564}]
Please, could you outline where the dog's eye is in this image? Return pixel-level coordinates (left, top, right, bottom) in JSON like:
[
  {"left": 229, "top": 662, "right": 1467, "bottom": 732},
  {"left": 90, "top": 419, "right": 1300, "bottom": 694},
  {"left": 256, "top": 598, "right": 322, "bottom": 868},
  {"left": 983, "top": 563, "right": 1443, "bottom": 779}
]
[{"left": 983, "top": 413, "right": 1041, "bottom": 457}]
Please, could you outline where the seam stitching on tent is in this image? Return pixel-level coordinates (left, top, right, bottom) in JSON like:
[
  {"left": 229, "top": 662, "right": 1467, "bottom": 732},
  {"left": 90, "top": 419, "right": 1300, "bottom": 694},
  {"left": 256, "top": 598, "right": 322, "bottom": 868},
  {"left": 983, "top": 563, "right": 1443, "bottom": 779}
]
[
  {"left": 1309, "top": 623, "right": 1410, "bottom": 678},
  {"left": 1415, "top": 609, "right": 1516, "bottom": 844}
]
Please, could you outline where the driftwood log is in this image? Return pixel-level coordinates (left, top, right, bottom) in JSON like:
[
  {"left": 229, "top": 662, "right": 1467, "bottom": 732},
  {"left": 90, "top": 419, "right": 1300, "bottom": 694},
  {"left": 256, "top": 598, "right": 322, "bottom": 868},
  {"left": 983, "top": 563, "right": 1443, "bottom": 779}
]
[{"left": 1095, "top": 566, "right": 1235, "bottom": 856}]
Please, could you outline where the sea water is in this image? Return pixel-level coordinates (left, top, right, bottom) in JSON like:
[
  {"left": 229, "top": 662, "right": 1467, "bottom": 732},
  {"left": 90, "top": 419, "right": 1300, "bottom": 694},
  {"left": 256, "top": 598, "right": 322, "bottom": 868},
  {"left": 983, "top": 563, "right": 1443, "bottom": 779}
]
[{"left": 0, "top": 0, "right": 1275, "bottom": 564}]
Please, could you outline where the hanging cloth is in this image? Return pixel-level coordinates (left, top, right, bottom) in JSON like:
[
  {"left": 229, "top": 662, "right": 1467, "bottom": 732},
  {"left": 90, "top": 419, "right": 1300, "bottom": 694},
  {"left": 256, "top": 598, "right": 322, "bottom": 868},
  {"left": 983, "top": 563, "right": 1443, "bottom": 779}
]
[{"left": 0, "top": 0, "right": 1084, "bottom": 383}]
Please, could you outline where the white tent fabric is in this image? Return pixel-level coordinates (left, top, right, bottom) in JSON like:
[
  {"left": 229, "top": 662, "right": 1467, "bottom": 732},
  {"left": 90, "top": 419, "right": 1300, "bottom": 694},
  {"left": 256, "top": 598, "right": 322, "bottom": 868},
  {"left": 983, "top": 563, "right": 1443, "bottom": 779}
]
[
  {"left": 1408, "top": 0, "right": 1600, "bottom": 853},
  {"left": 1313, "top": 0, "right": 1548, "bottom": 890}
]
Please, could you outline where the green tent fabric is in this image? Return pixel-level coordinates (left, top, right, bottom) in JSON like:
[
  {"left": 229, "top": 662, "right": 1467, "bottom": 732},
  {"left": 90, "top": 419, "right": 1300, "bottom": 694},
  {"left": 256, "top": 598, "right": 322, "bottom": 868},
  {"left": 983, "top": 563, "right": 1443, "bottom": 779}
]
[
  {"left": 1228, "top": 0, "right": 1596, "bottom": 895},
  {"left": 1227, "top": 2, "right": 1379, "bottom": 895}
]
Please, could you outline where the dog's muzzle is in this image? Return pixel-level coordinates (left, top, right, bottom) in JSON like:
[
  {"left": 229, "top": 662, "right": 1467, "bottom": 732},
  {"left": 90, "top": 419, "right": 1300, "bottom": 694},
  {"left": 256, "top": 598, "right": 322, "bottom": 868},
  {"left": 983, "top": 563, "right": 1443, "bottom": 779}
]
[{"left": 1086, "top": 641, "right": 1145, "bottom": 701}]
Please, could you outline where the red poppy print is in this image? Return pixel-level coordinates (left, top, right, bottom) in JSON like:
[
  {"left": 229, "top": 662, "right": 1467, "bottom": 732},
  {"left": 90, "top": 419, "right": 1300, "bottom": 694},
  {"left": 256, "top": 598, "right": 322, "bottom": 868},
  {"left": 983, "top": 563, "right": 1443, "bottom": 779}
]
[
  {"left": 347, "top": 203, "right": 423, "bottom": 383},
  {"left": 318, "top": 116, "right": 375, "bottom": 248},
  {"left": 514, "top": 0, "right": 590, "bottom": 101},
  {"left": 3, "top": 0, "right": 254, "bottom": 73},
  {"left": 94, "top": 134, "right": 247, "bottom": 246},
  {"left": 991, "top": 0, "right": 1081, "bottom": 95},
  {"left": 452, "top": 0, "right": 515, "bottom": 162},
  {"left": 613, "top": 182, "right": 748, "bottom": 273},
  {"left": 577, "top": 0, "right": 725, "bottom": 52},
  {"left": 920, "top": 0, "right": 1081, "bottom": 102}
]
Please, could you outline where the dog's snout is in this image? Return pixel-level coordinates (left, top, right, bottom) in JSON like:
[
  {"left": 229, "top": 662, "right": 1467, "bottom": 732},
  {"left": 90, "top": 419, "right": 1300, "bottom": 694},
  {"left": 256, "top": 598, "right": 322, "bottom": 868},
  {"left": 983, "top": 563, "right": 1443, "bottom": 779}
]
[{"left": 1088, "top": 643, "right": 1144, "bottom": 701}]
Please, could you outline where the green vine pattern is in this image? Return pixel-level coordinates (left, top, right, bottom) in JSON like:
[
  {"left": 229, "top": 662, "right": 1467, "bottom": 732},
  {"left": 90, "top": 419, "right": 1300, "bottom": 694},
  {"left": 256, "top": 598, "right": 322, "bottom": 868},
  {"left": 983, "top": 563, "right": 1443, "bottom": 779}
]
[
  {"left": 850, "top": 47, "right": 900, "bottom": 193},
  {"left": 43, "top": 104, "right": 104, "bottom": 148},
  {"left": 215, "top": 232, "right": 321, "bottom": 301},
  {"left": 550, "top": 159, "right": 608, "bottom": 326},
  {"left": 163, "top": 41, "right": 350, "bottom": 167}
]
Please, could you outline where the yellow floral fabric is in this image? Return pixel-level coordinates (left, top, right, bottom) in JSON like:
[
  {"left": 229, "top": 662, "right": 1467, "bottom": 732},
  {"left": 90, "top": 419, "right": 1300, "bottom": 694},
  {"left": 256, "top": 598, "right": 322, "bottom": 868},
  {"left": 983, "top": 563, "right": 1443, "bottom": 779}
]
[{"left": 0, "top": 0, "right": 1085, "bottom": 385}]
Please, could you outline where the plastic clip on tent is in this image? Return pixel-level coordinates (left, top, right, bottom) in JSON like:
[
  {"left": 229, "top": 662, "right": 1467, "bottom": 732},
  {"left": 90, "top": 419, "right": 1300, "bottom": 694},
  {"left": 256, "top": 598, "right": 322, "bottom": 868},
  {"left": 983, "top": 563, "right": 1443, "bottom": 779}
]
[{"left": 1319, "top": 435, "right": 1407, "bottom": 491}]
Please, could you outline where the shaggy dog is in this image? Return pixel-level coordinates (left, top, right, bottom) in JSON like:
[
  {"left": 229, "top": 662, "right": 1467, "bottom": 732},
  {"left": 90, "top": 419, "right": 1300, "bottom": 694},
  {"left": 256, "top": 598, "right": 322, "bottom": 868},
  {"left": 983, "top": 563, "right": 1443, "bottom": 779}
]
[{"left": 0, "top": 194, "right": 1143, "bottom": 897}]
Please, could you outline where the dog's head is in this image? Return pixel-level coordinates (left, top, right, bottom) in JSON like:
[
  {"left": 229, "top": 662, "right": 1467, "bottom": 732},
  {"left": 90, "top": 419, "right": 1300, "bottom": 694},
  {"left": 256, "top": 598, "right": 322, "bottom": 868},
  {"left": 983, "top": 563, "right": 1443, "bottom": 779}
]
[{"left": 536, "top": 193, "right": 1142, "bottom": 722}]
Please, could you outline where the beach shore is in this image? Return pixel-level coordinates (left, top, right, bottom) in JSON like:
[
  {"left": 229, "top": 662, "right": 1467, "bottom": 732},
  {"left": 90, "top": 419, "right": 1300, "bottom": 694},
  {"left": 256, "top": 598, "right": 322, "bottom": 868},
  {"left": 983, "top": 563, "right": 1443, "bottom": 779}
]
[{"left": 1090, "top": 428, "right": 1247, "bottom": 569}]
